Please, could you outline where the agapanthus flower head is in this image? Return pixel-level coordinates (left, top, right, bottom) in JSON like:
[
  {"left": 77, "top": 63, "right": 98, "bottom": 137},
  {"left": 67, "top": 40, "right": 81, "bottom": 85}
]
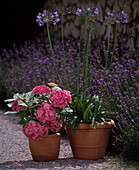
[
  {"left": 36, "top": 9, "right": 61, "bottom": 26},
  {"left": 32, "top": 85, "right": 50, "bottom": 95},
  {"left": 76, "top": 5, "right": 98, "bottom": 23},
  {"left": 105, "top": 10, "right": 128, "bottom": 24},
  {"left": 56, "top": 7, "right": 71, "bottom": 17},
  {"left": 76, "top": 5, "right": 98, "bottom": 17},
  {"left": 35, "top": 102, "right": 56, "bottom": 124},
  {"left": 36, "top": 10, "right": 49, "bottom": 26},
  {"left": 76, "top": 8, "right": 83, "bottom": 16},
  {"left": 23, "top": 121, "right": 48, "bottom": 140},
  {"left": 50, "top": 90, "right": 72, "bottom": 108},
  {"left": 12, "top": 99, "right": 25, "bottom": 112}
]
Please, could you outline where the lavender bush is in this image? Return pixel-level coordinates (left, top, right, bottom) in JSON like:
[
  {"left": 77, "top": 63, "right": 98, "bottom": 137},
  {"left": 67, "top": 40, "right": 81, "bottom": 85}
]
[{"left": 0, "top": 37, "right": 138, "bottom": 160}]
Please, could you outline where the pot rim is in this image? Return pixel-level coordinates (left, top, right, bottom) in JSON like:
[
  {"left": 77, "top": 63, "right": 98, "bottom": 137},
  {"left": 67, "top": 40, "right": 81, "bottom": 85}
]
[
  {"left": 66, "top": 119, "right": 115, "bottom": 130},
  {"left": 29, "top": 133, "right": 60, "bottom": 141}
]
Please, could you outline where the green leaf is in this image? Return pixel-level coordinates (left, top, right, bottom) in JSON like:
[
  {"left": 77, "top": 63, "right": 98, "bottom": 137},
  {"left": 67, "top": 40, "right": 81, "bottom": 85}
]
[
  {"left": 31, "top": 103, "right": 39, "bottom": 109},
  {"left": 94, "top": 96, "right": 100, "bottom": 117},
  {"left": 4, "top": 98, "right": 15, "bottom": 103},
  {"left": 52, "top": 86, "right": 62, "bottom": 91},
  {"left": 70, "top": 116, "right": 77, "bottom": 130},
  {"left": 25, "top": 91, "right": 34, "bottom": 102},
  {"left": 13, "top": 93, "right": 24, "bottom": 99},
  {"left": 17, "top": 99, "right": 27, "bottom": 106},
  {"left": 76, "top": 97, "right": 83, "bottom": 113},
  {"left": 92, "top": 117, "right": 97, "bottom": 130},
  {"left": 83, "top": 104, "right": 91, "bottom": 122},
  {"left": 73, "top": 122, "right": 80, "bottom": 136},
  {"left": 4, "top": 111, "right": 18, "bottom": 115},
  {"left": 19, "top": 111, "right": 33, "bottom": 127},
  {"left": 7, "top": 103, "right": 13, "bottom": 107},
  {"left": 98, "top": 103, "right": 103, "bottom": 115}
]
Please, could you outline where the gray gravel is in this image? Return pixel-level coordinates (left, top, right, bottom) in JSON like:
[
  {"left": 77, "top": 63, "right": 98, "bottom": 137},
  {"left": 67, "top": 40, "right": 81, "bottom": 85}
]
[{"left": 0, "top": 108, "right": 136, "bottom": 170}]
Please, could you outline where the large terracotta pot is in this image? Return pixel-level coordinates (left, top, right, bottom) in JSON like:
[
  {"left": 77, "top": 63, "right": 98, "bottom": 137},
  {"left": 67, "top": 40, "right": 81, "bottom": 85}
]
[
  {"left": 29, "top": 133, "right": 60, "bottom": 161},
  {"left": 66, "top": 119, "right": 115, "bottom": 159}
]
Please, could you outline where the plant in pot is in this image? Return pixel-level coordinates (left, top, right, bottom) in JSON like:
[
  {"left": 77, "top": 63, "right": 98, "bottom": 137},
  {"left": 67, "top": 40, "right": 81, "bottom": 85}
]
[
  {"left": 4, "top": 83, "right": 72, "bottom": 161},
  {"left": 36, "top": 6, "right": 128, "bottom": 159}
]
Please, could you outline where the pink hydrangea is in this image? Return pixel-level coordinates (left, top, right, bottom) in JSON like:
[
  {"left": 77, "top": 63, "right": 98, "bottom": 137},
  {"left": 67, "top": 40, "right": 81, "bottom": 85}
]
[
  {"left": 23, "top": 121, "right": 48, "bottom": 140},
  {"left": 12, "top": 99, "right": 25, "bottom": 112},
  {"left": 35, "top": 102, "right": 56, "bottom": 124},
  {"left": 32, "top": 85, "right": 50, "bottom": 95},
  {"left": 49, "top": 90, "right": 72, "bottom": 108},
  {"left": 49, "top": 117, "right": 62, "bottom": 131}
]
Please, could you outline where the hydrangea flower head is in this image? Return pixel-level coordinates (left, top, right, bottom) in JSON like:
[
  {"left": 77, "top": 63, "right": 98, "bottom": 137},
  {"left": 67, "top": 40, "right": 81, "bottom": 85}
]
[
  {"left": 35, "top": 102, "right": 56, "bottom": 124},
  {"left": 32, "top": 85, "right": 50, "bottom": 95},
  {"left": 50, "top": 90, "right": 72, "bottom": 108},
  {"left": 12, "top": 99, "right": 25, "bottom": 112},
  {"left": 24, "top": 121, "right": 48, "bottom": 140},
  {"left": 49, "top": 117, "right": 62, "bottom": 131}
]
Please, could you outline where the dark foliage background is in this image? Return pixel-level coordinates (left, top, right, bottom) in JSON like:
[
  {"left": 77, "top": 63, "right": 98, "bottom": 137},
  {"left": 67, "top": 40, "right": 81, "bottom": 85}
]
[{"left": 0, "top": 1, "right": 45, "bottom": 54}]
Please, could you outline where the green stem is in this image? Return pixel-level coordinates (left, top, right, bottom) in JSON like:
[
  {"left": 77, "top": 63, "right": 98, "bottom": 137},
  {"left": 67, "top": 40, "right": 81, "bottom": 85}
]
[
  {"left": 84, "top": 23, "right": 93, "bottom": 101},
  {"left": 99, "top": 24, "right": 111, "bottom": 102},
  {"left": 102, "top": 23, "right": 118, "bottom": 104},
  {"left": 61, "top": 15, "right": 69, "bottom": 90},
  {"left": 77, "top": 20, "right": 82, "bottom": 97},
  {"left": 46, "top": 22, "right": 64, "bottom": 88},
  {"left": 82, "top": 16, "right": 88, "bottom": 102}
]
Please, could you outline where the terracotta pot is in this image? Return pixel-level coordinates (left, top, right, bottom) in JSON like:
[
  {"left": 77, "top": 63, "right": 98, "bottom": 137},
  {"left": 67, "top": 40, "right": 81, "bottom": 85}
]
[
  {"left": 29, "top": 133, "right": 60, "bottom": 161},
  {"left": 66, "top": 119, "right": 115, "bottom": 159}
]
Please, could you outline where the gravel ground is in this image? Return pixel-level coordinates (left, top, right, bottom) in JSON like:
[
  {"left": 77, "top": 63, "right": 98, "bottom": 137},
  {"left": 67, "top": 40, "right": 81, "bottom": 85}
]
[{"left": 0, "top": 108, "right": 137, "bottom": 170}]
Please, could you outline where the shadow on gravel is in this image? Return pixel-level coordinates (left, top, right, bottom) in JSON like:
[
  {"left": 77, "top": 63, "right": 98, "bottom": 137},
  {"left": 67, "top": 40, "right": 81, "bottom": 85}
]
[{"left": 0, "top": 158, "right": 105, "bottom": 169}]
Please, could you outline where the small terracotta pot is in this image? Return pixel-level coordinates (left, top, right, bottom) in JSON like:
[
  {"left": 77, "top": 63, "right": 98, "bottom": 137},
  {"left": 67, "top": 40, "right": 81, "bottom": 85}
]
[
  {"left": 29, "top": 133, "right": 60, "bottom": 161},
  {"left": 66, "top": 119, "right": 115, "bottom": 159}
]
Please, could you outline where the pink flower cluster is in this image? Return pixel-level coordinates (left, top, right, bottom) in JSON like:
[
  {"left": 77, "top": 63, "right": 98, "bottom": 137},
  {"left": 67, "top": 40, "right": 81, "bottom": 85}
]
[
  {"left": 12, "top": 99, "right": 25, "bottom": 112},
  {"left": 21, "top": 84, "right": 72, "bottom": 140},
  {"left": 35, "top": 102, "right": 56, "bottom": 124},
  {"left": 24, "top": 121, "right": 48, "bottom": 140},
  {"left": 24, "top": 102, "right": 62, "bottom": 140},
  {"left": 49, "top": 117, "right": 62, "bottom": 131},
  {"left": 32, "top": 85, "right": 50, "bottom": 95},
  {"left": 50, "top": 90, "right": 72, "bottom": 108}
]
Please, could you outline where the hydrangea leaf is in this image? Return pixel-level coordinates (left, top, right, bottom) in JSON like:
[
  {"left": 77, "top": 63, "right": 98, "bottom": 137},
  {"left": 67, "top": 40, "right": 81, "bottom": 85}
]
[
  {"left": 52, "top": 86, "right": 62, "bottom": 91},
  {"left": 17, "top": 99, "right": 27, "bottom": 106},
  {"left": 7, "top": 103, "right": 13, "bottom": 107},
  {"left": 4, "top": 98, "right": 15, "bottom": 103},
  {"left": 4, "top": 111, "right": 18, "bottom": 115},
  {"left": 25, "top": 91, "right": 34, "bottom": 102}
]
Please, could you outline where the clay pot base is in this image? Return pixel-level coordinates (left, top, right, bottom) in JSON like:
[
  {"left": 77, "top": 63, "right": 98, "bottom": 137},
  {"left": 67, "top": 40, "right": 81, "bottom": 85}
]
[
  {"left": 66, "top": 120, "right": 115, "bottom": 159},
  {"left": 29, "top": 133, "right": 60, "bottom": 162}
]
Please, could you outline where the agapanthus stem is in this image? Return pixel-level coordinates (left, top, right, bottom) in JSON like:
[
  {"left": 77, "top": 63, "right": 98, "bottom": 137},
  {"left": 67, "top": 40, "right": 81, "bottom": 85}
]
[
  {"left": 77, "top": 20, "right": 82, "bottom": 97},
  {"left": 46, "top": 22, "right": 64, "bottom": 88},
  {"left": 102, "top": 23, "right": 118, "bottom": 104},
  {"left": 84, "top": 22, "right": 93, "bottom": 101},
  {"left": 82, "top": 16, "right": 88, "bottom": 102},
  {"left": 99, "top": 24, "right": 111, "bottom": 102},
  {"left": 61, "top": 15, "right": 69, "bottom": 90}
]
